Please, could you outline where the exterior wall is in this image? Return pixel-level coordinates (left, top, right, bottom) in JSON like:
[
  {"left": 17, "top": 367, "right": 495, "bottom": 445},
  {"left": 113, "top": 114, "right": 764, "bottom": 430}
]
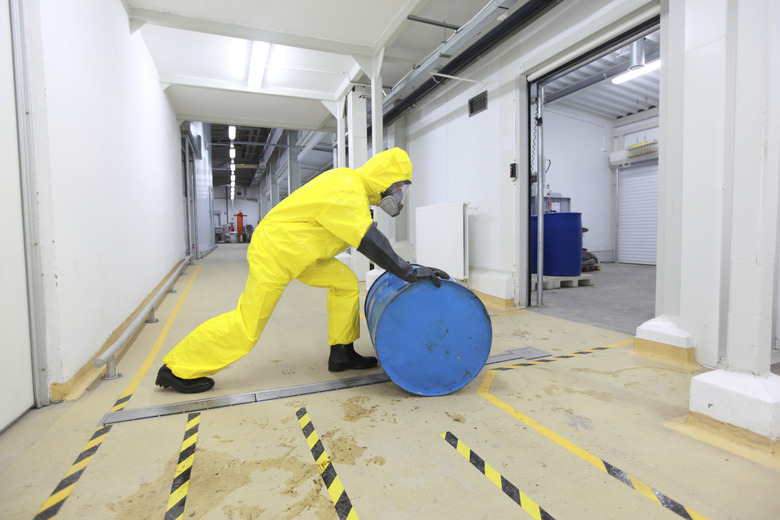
[{"left": 25, "top": 0, "right": 184, "bottom": 388}]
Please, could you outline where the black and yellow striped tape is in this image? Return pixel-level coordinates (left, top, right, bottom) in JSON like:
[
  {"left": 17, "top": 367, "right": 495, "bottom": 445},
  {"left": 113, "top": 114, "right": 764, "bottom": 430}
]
[
  {"left": 441, "top": 432, "right": 555, "bottom": 520},
  {"left": 165, "top": 412, "right": 201, "bottom": 520},
  {"left": 33, "top": 266, "right": 201, "bottom": 519},
  {"left": 33, "top": 393, "right": 128, "bottom": 520},
  {"left": 295, "top": 407, "right": 358, "bottom": 520},
  {"left": 494, "top": 340, "right": 633, "bottom": 372},
  {"left": 479, "top": 355, "right": 708, "bottom": 519}
]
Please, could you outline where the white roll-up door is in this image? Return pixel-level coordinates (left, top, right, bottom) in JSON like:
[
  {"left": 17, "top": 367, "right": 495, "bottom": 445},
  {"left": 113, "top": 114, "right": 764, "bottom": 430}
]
[{"left": 617, "top": 162, "right": 658, "bottom": 265}]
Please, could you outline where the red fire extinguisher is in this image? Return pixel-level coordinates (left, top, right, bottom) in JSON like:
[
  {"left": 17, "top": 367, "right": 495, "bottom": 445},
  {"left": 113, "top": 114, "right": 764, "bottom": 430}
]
[{"left": 234, "top": 211, "right": 245, "bottom": 234}]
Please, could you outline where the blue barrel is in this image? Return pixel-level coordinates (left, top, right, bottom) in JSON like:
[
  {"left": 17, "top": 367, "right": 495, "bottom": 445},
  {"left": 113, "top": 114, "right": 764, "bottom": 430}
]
[
  {"left": 530, "top": 212, "right": 582, "bottom": 276},
  {"left": 364, "top": 270, "right": 492, "bottom": 396}
]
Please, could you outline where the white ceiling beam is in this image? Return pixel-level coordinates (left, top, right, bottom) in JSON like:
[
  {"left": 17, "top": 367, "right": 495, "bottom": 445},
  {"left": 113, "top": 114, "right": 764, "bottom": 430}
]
[
  {"left": 127, "top": 7, "right": 374, "bottom": 56},
  {"left": 174, "top": 112, "right": 325, "bottom": 132},
  {"left": 334, "top": 62, "right": 368, "bottom": 102},
  {"left": 159, "top": 74, "right": 337, "bottom": 101},
  {"left": 369, "top": 0, "right": 428, "bottom": 55}
]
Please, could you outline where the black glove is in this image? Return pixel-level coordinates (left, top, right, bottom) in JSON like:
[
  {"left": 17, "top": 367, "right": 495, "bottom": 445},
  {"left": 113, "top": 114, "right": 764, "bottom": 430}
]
[
  {"left": 357, "top": 223, "right": 449, "bottom": 288},
  {"left": 357, "top": 222, "right": 414, "bottom": 282},
  {"left": 411, "top": 266, "right": 450, "bottom": 288}
]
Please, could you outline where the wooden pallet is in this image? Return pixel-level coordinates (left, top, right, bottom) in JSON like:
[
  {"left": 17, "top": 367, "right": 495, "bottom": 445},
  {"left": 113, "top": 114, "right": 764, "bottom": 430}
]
[{"left": 532, "top": 273, "right": 594, "bottom": 290}]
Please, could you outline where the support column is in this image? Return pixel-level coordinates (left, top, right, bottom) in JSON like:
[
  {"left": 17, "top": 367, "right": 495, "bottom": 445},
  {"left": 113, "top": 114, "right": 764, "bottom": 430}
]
[
  {"left": 322, "top": 97, "right": 346, "bottom": 168},
  {"left": 347, "top": 87, "right": 368, "bottom": 169},
  {"left": 270, "top": 166, "right": 280, "bottom": 208},
  {"left": 346, "top": 87, "right": 369, "bottom": 280},
  {"left": 688, "top": 0, "right": 780, "bottom": 441},
  {"left": 352, "top": 49, "right": 385, "bottom": 156},
  {"left": 287, "top": 132, "right": 301, "bottom": 195},
  {"left": 634, "top": 0, "right": 694, "bottom": 366}
]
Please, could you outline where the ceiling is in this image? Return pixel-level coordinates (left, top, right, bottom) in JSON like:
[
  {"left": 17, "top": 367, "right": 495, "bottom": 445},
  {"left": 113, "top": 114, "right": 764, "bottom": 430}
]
[
  {"left": 543, "top": 29, "right": 660, "bottom": 120},
  {"left": 125, "top": 1, "right": 659, "bottom": 190}
]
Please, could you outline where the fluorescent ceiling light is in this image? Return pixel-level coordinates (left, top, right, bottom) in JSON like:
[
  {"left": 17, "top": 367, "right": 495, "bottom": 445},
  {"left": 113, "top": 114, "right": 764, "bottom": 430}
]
[
  {"left": 248, "top": 41, "right": 271, "bottom": 89},
  {"left": 228, "top": 125, "right": 236, "bottom": 140},
  {"left": 612, "top": 59, "right": 661, "bottom": 85},
  {"left": 229, "top": 147, "right": 236, "bottom": 159},
  {"left": 230, "top": 162, "right": 235, "bottom": 172}
]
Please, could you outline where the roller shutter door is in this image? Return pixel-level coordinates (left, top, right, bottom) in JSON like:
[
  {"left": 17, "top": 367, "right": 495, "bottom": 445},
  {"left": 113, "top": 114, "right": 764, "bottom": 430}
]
[{"left": 617, "top": 163, "right": 658, "bottom": 265}]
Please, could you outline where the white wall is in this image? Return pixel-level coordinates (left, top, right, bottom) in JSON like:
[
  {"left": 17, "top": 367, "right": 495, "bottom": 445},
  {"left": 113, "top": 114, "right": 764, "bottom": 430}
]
[
  {"left": 27, "top": 0, "right": 184, "bottom": 386},
  {"left": 406, "top": 58, "right": 504, "bottom": 275},
  {"left": 544, "top": 107, "right": 614, "bottom": 256}
]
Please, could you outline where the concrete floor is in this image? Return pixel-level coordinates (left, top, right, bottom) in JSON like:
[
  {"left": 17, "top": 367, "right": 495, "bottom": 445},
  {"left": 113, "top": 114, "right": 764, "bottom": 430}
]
[{"left": 2, "top": 245, "right": 778, "bottom": 519}]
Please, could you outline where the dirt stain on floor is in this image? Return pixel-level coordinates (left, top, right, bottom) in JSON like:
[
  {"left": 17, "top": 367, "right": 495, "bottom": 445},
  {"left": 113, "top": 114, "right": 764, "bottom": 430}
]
[
  {"left": 341, "top": 396, "right": 378, "bottom": 423},
  {"left": 107, "top": 447, "right": 333, "bottom": 519}
]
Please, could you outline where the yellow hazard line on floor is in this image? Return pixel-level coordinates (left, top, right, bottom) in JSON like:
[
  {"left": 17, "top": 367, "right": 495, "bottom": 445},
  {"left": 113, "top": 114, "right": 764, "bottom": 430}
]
[
  {"left": 165, "top": 412, "right": 201, "bottom": 520},
  {"left": 492, "top": 308, "right": 528, "bottom": 316},
  {"left": 33, "top": 265, "right": 201, "bottom": 520},
  {"left": 478, "top": 342, "right": 708, "bottom": 520},
  {"left": 115, "top": 264, "right": 202, "bottom": 404},
  {"left": 296, "top": 407, "right": 358, "bottom": 520},
  {"left": 441, "top": 432, "right": 555, "bottom": 519}
]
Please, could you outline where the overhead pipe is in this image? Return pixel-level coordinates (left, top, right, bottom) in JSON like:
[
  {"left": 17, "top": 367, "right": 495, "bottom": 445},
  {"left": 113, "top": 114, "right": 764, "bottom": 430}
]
[{"left": 383, "top": 0, "right": 558, "bottom": 126}]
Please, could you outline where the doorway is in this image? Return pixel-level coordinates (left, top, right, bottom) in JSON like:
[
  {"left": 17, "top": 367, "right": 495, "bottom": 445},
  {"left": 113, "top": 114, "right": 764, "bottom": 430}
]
[
  {"left": 2, "top": 1, "right": 36, "bottom": 431},
  {"left": 527, "top": 23, "right": 660, "bottom": 333}
]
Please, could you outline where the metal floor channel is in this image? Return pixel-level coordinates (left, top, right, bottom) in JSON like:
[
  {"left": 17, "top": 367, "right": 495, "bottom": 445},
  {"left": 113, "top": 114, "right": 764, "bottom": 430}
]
[{"left": 99, "top": 348, "right": 552, "bottom": 426}]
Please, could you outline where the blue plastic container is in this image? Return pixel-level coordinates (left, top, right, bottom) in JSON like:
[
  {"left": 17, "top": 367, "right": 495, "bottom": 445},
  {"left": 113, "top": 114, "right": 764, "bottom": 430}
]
[
  {"left": 364, "top": 270, "right": 492, "bottom": 396},
  {"left": 530, "top": 212, "right": 583, "bottom": 276}
]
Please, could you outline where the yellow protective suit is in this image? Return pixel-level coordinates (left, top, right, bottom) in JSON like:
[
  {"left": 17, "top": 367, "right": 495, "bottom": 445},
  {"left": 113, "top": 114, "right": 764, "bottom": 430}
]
[{"left": 163, "top": 148, "right": 413, "bottom": 379}]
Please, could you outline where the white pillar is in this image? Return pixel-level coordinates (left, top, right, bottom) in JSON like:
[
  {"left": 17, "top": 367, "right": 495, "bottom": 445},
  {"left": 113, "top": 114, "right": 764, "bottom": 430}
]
[
  {"left": 347, "top": 88, "right": 368, "bottom": 169},
  {"left": 286, "top": 132, "right": 301, "bottom": 194},
  {"left": 322, "top": 98, "right": 346, "bottom": 168},
  {"left": 346, "top": 87, "right": 369, "bottom": 280},
  {"left": 688, "top": 0, "right": 780, "bottom": 441},
  {"left": 635, "top": 0, "right": 697, "bottom": 360}
]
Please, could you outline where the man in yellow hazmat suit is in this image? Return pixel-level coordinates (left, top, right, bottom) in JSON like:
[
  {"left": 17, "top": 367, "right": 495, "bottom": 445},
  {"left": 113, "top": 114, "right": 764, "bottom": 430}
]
[{"left": 156, "top": 148, "right": 449, "bottom": 393}]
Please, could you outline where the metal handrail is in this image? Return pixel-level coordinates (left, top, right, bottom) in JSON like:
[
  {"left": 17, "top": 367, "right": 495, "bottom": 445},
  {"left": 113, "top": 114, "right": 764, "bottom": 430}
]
[{"left": 94, "top": 256, "right": 191, "bottom": 379}]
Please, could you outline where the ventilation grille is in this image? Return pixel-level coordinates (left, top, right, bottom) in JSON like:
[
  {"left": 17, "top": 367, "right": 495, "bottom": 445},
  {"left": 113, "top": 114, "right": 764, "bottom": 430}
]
[{"left": 468, "top": 91, "right": 488, "bottom": 117}]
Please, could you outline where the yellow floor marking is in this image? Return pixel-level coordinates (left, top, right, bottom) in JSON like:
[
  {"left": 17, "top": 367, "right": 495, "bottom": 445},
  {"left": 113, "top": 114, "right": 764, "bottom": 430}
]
[
  {"left": 478, "top": 344, "right": 709, "bottom": 520},
  {"left": 493, "top": 309, "right": 528, "bottom": 316},
  {"left": 116, "top": 264, "right": 202, "bottom": 401}
]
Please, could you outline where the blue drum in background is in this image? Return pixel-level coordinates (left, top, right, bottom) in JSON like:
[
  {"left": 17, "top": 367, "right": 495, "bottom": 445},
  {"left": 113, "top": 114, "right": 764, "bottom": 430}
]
[
  {"left": 364, "top": 270, "right": 492, "bottom": 396},
  {"left": 530, "top": 212, "right": 582, "bottom": 276}
]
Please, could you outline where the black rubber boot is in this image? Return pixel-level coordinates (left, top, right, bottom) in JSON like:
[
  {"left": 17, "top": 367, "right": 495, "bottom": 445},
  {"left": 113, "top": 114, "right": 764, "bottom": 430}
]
[
  {"left": 155, "top": 365, "right": 215, "bottom": 393},
  {"left": 328, "top": 343, "right": 378, "bottom": 372}
]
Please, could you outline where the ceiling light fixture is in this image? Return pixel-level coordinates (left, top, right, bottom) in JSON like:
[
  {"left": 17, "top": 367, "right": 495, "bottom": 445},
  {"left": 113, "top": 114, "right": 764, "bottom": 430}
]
[
  {"left": 229, "top": 147, "right": 236, "bottom": 159},
  {"left": 230, "top": 162, "right": 235, "bottom": 172},
  {"left": 248, "top": 41, "right": 271, "bottom": 89},
  {"left": 228, "top": 125, "right": 236, "bottom": 140},
  {"left": 612, "top": 59, "right": 661, "bottom": 84}
]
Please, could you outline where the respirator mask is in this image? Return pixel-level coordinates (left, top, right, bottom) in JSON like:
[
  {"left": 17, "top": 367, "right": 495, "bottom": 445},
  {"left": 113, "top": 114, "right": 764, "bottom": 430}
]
[{"left": 378, "top": 181, "right": 411, "bottom": 217}]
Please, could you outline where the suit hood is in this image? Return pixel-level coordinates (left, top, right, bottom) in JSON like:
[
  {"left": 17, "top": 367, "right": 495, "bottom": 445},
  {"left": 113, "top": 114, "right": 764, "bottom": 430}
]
[{"left": 356, "top": 148, "right": 413, "bottom": 205}]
